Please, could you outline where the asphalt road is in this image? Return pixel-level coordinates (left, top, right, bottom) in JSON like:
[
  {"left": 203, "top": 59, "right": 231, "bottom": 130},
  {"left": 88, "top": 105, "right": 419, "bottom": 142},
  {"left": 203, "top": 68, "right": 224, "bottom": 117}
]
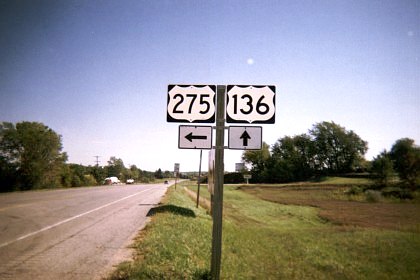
[{"left": 0, "top": 183, "right": 170, "bottom": 280}]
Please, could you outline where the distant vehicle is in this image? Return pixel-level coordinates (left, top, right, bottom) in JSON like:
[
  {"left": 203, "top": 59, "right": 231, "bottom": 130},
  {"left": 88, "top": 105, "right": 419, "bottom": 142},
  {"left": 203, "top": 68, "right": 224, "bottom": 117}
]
[
  {"left": 104, "top": 177, "right": 120, "bottom": 185},
  {"left": 126, "top": 179, "right": 134, "bottom": 184},
  {"left": 164, "top": 180, "right": 169, "bottom": 184}
]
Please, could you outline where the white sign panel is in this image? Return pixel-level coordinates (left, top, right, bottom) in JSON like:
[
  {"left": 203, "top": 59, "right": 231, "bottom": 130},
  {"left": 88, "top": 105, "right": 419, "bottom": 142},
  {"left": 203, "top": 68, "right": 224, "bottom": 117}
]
[
  {"left": 179, "top": 125, "right": 213, "bottom": 149},
  {"left": 228, "top": 126, "right": 262, "bottom": 150},
  {"left": 226, "top": 85, "right": 275, "bottom": 124},
  {"left": 208, "top": 149, "right": 215, "bottom": 195},
  {"left": 167, "top": 85, "right": 216, "bottom": 123}
]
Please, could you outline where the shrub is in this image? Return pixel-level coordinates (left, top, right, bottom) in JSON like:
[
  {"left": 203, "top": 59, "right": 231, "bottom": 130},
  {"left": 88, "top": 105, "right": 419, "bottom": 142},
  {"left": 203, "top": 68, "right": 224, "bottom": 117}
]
[
  {"left": 346, "top": 186, "right": 364, "bottom": 195},
  {"left": 224, "top": 172, "right": 245, "bottom": 184},
  {"left": 365, "top": 190, "right": 383, "bottom": 203},
  {"left": 83, "top": 174, "right": 97, "bottom": 186},
  {"left": 371, "top": 151, "right": 394, "bottom": 188},
  {"left": 381, "top": 187, "right": 413, "bottom": 200}
]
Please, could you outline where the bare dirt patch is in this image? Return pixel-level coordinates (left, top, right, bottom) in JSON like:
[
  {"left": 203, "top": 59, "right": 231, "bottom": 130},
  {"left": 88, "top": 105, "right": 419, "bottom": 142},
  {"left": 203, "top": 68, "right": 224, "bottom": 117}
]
[{"left": 240, "top": 185, "right": 420, "bottom": 232}]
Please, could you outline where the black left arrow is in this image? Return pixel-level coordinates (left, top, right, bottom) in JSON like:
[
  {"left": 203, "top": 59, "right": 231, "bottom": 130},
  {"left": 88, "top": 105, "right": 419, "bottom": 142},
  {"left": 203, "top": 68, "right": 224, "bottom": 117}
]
[
  {"left": 240, "top": 130, "right": 251, "bottom": 146},
  {"left": 185, "top": 132, "right": 207, "bottom": 142}
]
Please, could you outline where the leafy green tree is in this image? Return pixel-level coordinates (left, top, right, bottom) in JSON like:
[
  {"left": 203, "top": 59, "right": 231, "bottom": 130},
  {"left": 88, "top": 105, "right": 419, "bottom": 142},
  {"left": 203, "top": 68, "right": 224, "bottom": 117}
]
[
  {"left": 0, "top": 122, "right": 67, "bottom": 190},
  {"left": 390, "top": 138, "right": 420, "bottom": 189},
  {"left": 140, "top": 169, "right": 155, "bottom": 182},
  {"left": 242, "top": 142, "right": 271, "bottom": 182},
  {"left": 0, "top": 156, "right": 18, "bottom": 191},
  {"left": 309, "top": 121, "right": 367, "bottom": 174},
  {"left": 106, "top": 156, "right": 125, "bottom": 179},
  {"left": 83, "top": 174, "right": 97, "bottom": 186},
  {"left": 154, "top": 168, "right": 163, "bottom": 179},
  {"left": 241, "top": 122, "right": 368, "bottom": 183},
  {"left": 60, "top": 163, "right": 72, "bottom": 187},
  {"left": 90, "top": 165, "right": 106, "bottom": 185},
  {"left": 63, "top": 164, "right": 98, "bottom": 187},
  {"left": 270, "top": 134, "right": 315, "bottom": 182},
  {"left": 125, "top": 164, "right": 140, "bottom": 181},
  {"left": 163, "top": 170, "right": 173, "bottom": 178},
  {"left": 371, "top": 150, "right": 394, "bottom": 187},
  {"left": 261, "top": 156, "right": 293, "bottom": 183}
]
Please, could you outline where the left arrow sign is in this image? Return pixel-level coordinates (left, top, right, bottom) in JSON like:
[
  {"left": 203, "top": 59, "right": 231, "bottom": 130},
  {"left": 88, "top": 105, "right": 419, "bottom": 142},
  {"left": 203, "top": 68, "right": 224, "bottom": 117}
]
[
  {"left": 185, "top": 132, "right": 207, "bottom": 142},
  {"left": 179, "top": 125, "right": 213, "bottom": 149}
]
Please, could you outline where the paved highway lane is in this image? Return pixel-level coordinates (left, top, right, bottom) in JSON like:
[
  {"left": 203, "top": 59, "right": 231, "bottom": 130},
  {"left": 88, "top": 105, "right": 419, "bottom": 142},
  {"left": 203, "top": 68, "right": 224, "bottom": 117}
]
[{"left": 0, "top": 183, "right": 170, "bottom": 279}]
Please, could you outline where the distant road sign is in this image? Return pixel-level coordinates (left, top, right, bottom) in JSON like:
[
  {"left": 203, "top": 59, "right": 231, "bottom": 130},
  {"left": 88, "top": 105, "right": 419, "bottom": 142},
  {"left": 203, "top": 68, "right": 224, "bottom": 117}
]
[
  {"left": 235, "top": 163, "right": 245, "bottom": 172},
  {"left": 228, "top": 126, "right": 262, "bottom": 150},
  {"left": 179, "top": 125, "right": 213, "bottom": 149},
  {"left": 167, "top": 85, "right": 216, "bottom": 123},
  {"left": 226, "top": 85, "right": 275, "bottom": 123}
]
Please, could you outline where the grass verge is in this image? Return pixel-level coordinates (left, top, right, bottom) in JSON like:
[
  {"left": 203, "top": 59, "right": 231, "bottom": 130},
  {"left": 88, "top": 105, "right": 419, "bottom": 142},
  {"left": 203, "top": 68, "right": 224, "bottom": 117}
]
[
  {"left": 109, "top": 181, "right": 420, "bottom": 279},
  {"left": 108, "top": 181, "right": 212, "bottom": 279}
]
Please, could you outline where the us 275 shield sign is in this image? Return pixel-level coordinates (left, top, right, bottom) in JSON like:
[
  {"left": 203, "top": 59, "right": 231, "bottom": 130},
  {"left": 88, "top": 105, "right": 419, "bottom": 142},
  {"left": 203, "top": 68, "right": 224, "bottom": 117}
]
[{"left": 167, "top": 85, "right": 216, "bottom": 123}]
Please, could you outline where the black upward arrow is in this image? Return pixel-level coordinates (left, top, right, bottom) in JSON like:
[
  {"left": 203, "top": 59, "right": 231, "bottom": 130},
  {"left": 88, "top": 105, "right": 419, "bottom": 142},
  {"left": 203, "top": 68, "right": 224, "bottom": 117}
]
[
  {"left": 185, "top": 132, "right": 207, "bottom": 142},
  {"left": 240, "top": 130, "right": 251, "bottom": 146}
]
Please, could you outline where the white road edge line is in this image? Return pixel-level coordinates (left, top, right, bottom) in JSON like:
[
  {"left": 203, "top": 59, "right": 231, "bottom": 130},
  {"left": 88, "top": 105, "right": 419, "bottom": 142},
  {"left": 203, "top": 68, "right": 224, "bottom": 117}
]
[{"left": 0, "top": 187, "right": 157, "bottom": 249}]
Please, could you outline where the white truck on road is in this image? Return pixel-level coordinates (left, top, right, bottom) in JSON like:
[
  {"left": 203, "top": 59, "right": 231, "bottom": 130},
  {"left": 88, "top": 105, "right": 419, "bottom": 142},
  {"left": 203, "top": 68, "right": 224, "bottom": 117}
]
[{"left": 104, "top": 177, "right": 120, "bottom": 185}]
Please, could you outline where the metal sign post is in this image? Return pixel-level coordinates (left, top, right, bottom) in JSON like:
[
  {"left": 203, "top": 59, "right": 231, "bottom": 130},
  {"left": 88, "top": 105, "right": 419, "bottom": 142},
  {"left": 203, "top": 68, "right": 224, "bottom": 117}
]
[
  {"left": 196, "top": 149, "right": 203, "bottom": 208},
  {"left": 174, "top": 163, "right": 180, "bottom": 190},
  {"left": 210, "top": 85, "right": 225, "bottom": 280}
]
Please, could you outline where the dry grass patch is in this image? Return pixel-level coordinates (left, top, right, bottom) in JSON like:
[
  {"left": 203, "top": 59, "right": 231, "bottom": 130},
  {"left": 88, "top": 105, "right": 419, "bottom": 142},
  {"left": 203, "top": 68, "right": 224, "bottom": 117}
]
[{"left": 240, "top": 184, "right": 420, "bottom": 232}]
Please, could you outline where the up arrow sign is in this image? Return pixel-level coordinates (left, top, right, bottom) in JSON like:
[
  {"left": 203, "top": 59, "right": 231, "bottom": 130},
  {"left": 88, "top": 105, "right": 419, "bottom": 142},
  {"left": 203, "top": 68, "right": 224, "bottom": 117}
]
[
  {"left": 228, "top": 126, "right": 262, "bottom": 150},
  {"left": 240, "top": 130, "right": 251, "bottom": 146}
]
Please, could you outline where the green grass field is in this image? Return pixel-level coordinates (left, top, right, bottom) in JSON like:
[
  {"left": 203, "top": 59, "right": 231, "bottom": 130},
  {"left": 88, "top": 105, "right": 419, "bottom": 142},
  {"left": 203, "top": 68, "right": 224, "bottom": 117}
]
[{"left": 109, "top": 180, "right": 420, "bottom": 279}]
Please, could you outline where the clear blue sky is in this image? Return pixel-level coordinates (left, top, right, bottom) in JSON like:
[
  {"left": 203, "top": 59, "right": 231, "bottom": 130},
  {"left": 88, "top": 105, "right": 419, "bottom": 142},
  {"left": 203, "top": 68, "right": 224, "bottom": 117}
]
[{"left": 1, "top": 0, "right": 419, "bottom": 172}]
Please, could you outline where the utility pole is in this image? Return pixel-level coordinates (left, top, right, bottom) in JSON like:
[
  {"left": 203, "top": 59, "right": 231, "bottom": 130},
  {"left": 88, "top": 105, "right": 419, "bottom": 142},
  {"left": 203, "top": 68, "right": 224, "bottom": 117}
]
[{"left": 94, "top": 156, "right": 100, "bottom": 166}]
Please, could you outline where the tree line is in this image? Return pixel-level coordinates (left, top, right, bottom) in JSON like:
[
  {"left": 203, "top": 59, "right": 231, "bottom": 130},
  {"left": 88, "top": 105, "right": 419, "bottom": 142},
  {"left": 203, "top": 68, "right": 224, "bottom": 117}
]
[
  {"left": 0, "top": 122, "right": 173, "bottom": 192},
  {"left": 1, "top": 121, "right": 419, "bottom": 192},
  {"left": 371, "top": 138, "right": 420, "bottom": 190},
  {"left": 242, "top": 121, "right": 419, "bottom": 189}
]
